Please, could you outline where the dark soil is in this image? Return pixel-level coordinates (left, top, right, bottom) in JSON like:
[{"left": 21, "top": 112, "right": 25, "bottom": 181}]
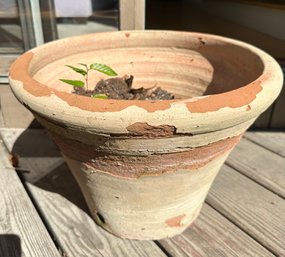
[{"left": 73, "top": 75, "right": 174, "bottom": 100}]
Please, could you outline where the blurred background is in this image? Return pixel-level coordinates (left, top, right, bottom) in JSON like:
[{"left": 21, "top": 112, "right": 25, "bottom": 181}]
[{"left": 0, "top": 0, "right": 284, "bottom": 128}]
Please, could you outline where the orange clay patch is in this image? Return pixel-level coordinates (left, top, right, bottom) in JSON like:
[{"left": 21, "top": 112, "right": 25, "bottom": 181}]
[
  {"left": 126, "top": 122, "right": 176, "bottom": 137},
  {"left": 186, "top": 81, "right": 262, "bottom": 113},
  {"left": 165, "top": 214, "right": 186, "bottom": 227}
]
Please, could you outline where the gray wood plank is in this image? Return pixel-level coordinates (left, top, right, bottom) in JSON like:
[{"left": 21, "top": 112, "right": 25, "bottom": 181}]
[
  {"left": 119, "top": 0, "right": 145, "bottom": 30},
  {"left": 0, "top": 86, "right": 34, "bottom": 128},
  {"left": 0, "top": 141, "right": 60, "bottom": 257},
  {"left": 207, "top": 165, "right": 285, "bottom": 256},
  {"left": 0, "top": 94, "right": 5, "bottom": 127},
  {"left": 27, "top": 183, "right": 166, "bottom": 257},
  {"left": 1, "top": 129, "right": 166, "bottom": 257},
  {"left": 226, "top": 137, "right": 285, "bottom": 198},
  {"left": 245, "top": 131, "right": 285, "bottom": 157},
  {"left": 0, "top": 129, "right": 64, "bottom": 183},
  {"left": 159, "top": 204, "right": 274, "bottom": 257}
]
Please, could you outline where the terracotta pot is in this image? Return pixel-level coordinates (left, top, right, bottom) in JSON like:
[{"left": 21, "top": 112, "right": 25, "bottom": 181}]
[{"left": 9, "top": 31, "right": 283, "bottom": 240}]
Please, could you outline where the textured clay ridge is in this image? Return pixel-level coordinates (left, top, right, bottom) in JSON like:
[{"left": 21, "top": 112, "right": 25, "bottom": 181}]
[
  {"left": 51, "top": 133, "right": 242, "bottom": 178},
  {"left": 10, "top": 52, "right": 263, "bottom": 114}
]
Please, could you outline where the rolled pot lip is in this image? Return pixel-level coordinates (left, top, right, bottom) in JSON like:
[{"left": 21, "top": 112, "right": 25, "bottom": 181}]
[{"left": 8, "top": 30, "right": 284, "bottom": 134}]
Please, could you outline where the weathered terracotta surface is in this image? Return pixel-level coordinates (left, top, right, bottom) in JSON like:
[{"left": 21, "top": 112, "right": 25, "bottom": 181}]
[
  {"left": 126, "top": 122, "right": 177, "bottom": 137},
  {"left": 64, "top": 152, "right": 227, "bottom": 239},
  {"left": 49, "top": 132, "right": 242, "bottom": 178},
  {"left": 9, "top": 31, "right": 283, "bottom": 240}
]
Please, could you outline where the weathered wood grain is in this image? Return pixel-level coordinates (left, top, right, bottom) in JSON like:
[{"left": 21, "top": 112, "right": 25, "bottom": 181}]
[
  {"left": 245, "top": 131, "right": 285, "bottom": 157},
  {"left": 0, "top": 94, "right": 5, "bottom": 127},
  {"left": 0, "top": 141, "right": 60, "bottom": 257},
  {"left": 0, "top": 128, "right": 64, "bottom": 183},
  {"left": 0, "top": 129, "right": 166, "bottom": 256},
  {"left": 26, "top": 182, "right": 166, "bottom": 257},
  {"left": 0, "top": 86, "right": 34, "bottom": 128},
  {"left": 0, "top": 56, "right": 19, "bottom": 77},
  {"left": 226, "top": 137, "right": 285, "bottom": 198},
  {"left": 159, "top": 204, "right": 274, "bottom": 257},
  {"left": 119, "top": 0, "right": 145, "bottom": 30},
  {"left": 207, "top": 165, "right": 285, "bottom": 256}
]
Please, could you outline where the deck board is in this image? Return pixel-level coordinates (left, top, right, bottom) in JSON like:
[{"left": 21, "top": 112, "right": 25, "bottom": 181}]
[
  {"left": 0, "top": 128, "right": 64, "bottom": 183},
  {"left": 245, "top": 131, "right": 285, "bottom": 157},
  {"left": 25, "top": 182, "right": 167, "bottom": 257},
  {"left": 0, "top": 141, "right": 61, "bottom": 257},
  {"left": 226, "top": 137, "right": 285, "bottom": 198},
  {"left": 207, "top": 165, "right": 285, "bottom": 256},
  {"left": 0, "top": 85, "right": 34, "bottom": 128},
  {"left": 159, "top": 204, "right": 274, "bottom": 257},
  {"left": 0, "top": 96, "right": 5, "bottom": 127},
  {"left": 0, "top": 129, "right": 166, "bottom": 256}
]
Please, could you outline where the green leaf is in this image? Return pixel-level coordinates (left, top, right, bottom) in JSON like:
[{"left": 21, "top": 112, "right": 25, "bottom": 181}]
[
  {"left": 91, "top": 93, "right": 108, "bottom": 99},
  {"left": 65, "top": 65, "right": 87, "bottom": 76},
  {"left": 79, "top": 63, "right": 88, "bottom": 68},
  {"left": 90, "top": 63, "right": 117, "bottom": 76},
  {"left": 59, "top": 79, "right": 85, "bottom": 87}
]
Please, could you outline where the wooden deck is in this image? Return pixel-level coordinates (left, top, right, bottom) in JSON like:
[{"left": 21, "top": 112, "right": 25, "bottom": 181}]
[{"left": 0, "top": 87, "right": 285, "bottom": 257}]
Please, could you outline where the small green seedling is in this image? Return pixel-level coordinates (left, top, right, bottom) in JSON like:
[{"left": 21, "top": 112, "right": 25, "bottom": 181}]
[{"left": 60, "top": 63, "right": 117, "bottom": 98}]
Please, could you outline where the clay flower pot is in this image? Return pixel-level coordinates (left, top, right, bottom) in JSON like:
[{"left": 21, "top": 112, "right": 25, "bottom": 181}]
[{"left": 9, "top": 31, "right": 283, "bottom": 240}]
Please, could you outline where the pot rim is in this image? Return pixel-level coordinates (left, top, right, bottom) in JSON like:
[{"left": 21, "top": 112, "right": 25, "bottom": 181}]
[{"left": 8, "top": 30, "right": 283, "bottom": 135}]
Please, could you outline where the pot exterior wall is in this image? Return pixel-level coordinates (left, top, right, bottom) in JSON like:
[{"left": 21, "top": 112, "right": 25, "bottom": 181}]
[
  {"left": 64, "top": 151, "right": 230, "bottom": 240},
  {"left": 34, "top": 108, "right": 245, "bottom": 240}
]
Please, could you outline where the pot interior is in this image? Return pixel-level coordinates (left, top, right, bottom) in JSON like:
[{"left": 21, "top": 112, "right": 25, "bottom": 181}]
[{"left": 31, "top": 32, "right": 265, "bottom": 99}]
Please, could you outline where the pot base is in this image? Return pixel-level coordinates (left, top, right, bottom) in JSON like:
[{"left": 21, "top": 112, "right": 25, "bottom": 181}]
[{"left": 64, "top": 152, "right": 229, "bottom": 240}]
